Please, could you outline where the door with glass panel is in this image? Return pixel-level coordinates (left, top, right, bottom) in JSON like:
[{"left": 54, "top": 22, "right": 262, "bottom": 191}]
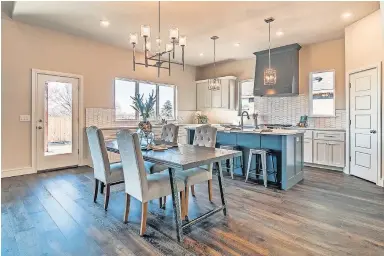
[{"left": 36, "top": 74, "right": 79, "bottom": 171}]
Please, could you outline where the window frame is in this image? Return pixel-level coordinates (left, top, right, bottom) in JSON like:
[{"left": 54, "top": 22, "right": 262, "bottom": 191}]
[
  {"left": 308, "top": 69, "right": 336, "bottom": 117},
  {"left": 114, "top": 77, "right": 177, "bottom": 121}
]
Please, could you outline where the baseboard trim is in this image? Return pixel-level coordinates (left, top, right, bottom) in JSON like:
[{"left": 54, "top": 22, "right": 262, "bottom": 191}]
[
  {"left": 1, "top": 167, "right": 36, "bottom": 178},
  {"left": 304, "top": 163, "right": 344, "bottom": 172}
]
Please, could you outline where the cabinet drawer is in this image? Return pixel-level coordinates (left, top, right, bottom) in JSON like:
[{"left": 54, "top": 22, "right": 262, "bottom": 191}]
[
  {"left": 304, "top": 130, "right": 313, "bottom": 139},
  {"left": 313, "top": 131, "right": 345, "bottom": 141}
]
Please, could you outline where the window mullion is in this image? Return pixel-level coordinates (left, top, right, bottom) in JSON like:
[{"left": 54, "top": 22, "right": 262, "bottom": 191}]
[{"left": 156, "top": 84, "right": 160, "bottom": 120}]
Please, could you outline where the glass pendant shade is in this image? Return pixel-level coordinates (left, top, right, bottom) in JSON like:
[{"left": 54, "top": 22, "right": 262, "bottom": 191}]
[
  {"left": 264, "top": 68, "right": 277, "bottom": 85},
  {"left": 165, "top": 43, "right": 173, "bottom": 52},
  {"left": 143, "top": 41, "right": 151, "bottom": 52},
  {"left": 208, "top": 78, "right": 221, "bottom": 91},
  {"left": 129, "top": 33, "right": 138, "bottom": 45},
  {"left": 141, "top": 25, "right": 151, "bottom": 38},
  {"left": 169, "top": 28, "right": 179, "bottom": 39},
  {"left": 179, "top": 35, "right": 187, "bottom": 46}
]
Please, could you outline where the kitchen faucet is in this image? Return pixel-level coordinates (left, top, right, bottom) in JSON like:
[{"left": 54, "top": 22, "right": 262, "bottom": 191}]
[{"left": 240, "top": 111, "right": 250, "bottom": 130}]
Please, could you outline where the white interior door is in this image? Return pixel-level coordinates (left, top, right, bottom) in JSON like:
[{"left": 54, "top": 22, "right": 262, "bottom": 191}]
[
  {"left": 350, "top": 68, "right": 378, "bottom": 183},
  {"left": 36, "top": 73, "right": 79, "bottom": 171}
]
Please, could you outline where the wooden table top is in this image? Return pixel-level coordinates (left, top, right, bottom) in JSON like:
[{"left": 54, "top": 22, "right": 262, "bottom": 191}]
[{"left": 105, "top": 141, "right": 242, "bottom": 170}]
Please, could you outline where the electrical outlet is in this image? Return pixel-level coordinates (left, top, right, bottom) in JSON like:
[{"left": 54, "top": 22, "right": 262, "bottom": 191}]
[{"left": 20, "top": 115, "right": 31, "bottom": 122}]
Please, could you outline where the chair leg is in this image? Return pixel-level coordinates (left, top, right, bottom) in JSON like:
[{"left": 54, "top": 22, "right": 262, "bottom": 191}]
[
  {"left": 163, "top": 196, "right": 167, "bottom": 209},
  {"left": 191, "top": 185, "right": 195, "bottom": 196},
  {"left": 93, "top": 179, "right": 99, "bottom": 203},
  {"left": 184, "top": 186, "right": 189, "bottom": 219},
  {"left": 180, "top": 191, "right": 185, "bottom": 221},
  {"left": 230, "top": 158, "right": 234, "bottom": 179},
  {"left": 104, "top": 184, "right": 110, "bottom": 211},
  {"left": 246, "top": 152, "right": 253, "bottom": 182},
  {"left": 100, "top": 182, "right": 105, "bottom": 194},
  {"left": 123, "top": 194, "right": 130, "bottom": 223},
  {"left": 159, "top": 197, "right": 163, "bottom": 208},
  {"left": 140, "top": 202, "right": 148, "bottom": 236},
  {"left": 208, "top": 180, "right": 213, "bottom": 202},
  {"left": 262, "top": 153, "right": 268, "bottom": 188}
]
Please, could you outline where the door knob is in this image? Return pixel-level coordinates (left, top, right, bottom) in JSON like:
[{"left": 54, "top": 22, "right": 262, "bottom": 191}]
[
  {"left": 370, "top": 130, "right": 377, "bottom": 134},
  {"left": 37, "top": 126, "right": 43, "bottom": 130}
]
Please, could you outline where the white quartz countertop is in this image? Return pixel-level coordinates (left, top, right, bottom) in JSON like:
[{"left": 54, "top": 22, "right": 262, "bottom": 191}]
[
  {"left": 285, "top": 127, "right": 346, "bottom": 132},
  {"left": 185, "top": 126, "right": 305, "bottom": 136}
]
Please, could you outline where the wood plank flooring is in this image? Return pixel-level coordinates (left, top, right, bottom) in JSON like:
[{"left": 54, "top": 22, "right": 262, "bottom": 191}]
[{"left": 2, "top": 166, "right": 384, "bottom": 256}]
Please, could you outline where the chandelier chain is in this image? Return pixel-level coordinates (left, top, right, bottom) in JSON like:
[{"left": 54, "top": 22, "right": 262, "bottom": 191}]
[{"left": 268, "top": 21, "right": 271, "bottom": 69}]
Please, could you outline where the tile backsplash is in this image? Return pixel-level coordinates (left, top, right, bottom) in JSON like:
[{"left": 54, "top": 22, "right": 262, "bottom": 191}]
[
  {"left": 255, "top": 95, "right": 346, "bottom": 129},
  {"left": 86, "top": 108, "right": 196, "bottom": 128}
]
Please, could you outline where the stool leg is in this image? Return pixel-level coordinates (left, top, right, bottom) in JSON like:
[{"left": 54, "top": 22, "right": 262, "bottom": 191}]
[
  {"left": 230, "top": 158, "right": 234, "bottom": 179},
  {"left": 262, "top": 152, "right": 267, "bottom": 188},
  {"left": 245, "top": 152, "right": 253, "bottom": 182}
]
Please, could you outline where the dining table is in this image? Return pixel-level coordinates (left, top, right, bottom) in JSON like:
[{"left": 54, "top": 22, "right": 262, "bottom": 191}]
[{"left": 105, "top": 140, "right": 242, "bottom": 242}]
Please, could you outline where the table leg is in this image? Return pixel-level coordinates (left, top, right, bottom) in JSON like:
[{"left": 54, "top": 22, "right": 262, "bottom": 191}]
[
  {"left": 216, "top": 162, "right": 228, "bottom": 216},
  {"left": 168, "top": 167, "right": 183, "bottom": 242}
]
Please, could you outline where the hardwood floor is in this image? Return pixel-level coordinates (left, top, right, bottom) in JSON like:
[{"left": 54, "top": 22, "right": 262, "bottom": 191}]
[{"left": 2, "top": 166, "right": 384, "bottom": 256}]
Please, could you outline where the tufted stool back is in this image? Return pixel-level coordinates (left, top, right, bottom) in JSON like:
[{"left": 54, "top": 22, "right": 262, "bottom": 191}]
[
  {"left": 160, "top": 124, "right": 179, "bottom": 144},
  {"left": 193, "top": 125, "right": 217, "bottom": 148}
]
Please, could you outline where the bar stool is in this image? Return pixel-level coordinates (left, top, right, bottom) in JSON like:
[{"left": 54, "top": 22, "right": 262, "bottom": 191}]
[
  {"left": 219, "top": 145, "right": 243, "bottom": 179},
  {"left": 245, "top": 149, "right": 269, "bottom": 187}
]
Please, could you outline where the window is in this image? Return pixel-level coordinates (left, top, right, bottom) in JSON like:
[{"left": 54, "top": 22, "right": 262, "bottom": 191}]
[
  {"left": 114, "top": 78, "right": 176, "bottom": 121},
  {"left": 309, "top": 70, "right": 335, "bottom": 117}
]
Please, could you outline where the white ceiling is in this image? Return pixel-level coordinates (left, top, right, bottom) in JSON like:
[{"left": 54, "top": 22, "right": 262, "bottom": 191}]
[{"left": 11, "top": 1, "right": 379, "bottom": 66}]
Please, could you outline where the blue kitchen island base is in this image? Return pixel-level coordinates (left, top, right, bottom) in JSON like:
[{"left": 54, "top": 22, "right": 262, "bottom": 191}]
[{"left": 187, "top": 128, "right": 304, "bottom": 190}]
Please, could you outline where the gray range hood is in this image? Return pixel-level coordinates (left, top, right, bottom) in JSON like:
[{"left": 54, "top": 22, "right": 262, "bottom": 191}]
[{"left": 253, "top": 43, "right": 301, "bottom": 96}]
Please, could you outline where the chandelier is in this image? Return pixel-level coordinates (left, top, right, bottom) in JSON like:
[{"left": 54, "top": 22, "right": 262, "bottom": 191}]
[
  {"left": 129, "top": 1, "right": 186, "bottom": 77},
  {"left": 264, "top": 17, "right": 277, "bottom": 86},
  {"left": 208, "top": 36, "right": 221, "bottom": 91}
]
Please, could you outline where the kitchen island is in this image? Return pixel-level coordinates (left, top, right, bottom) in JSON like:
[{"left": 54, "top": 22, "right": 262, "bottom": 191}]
[{"left": 186, "top": 127, "right": 305, "bottom": 190}]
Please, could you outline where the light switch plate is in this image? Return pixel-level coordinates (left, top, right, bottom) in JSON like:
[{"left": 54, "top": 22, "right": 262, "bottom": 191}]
[{"left": 20, "top": 115, "right": 31, "bottom": 122}]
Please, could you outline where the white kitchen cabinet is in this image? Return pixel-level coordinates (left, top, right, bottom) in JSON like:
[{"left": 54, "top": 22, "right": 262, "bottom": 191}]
[
  {"left": 313, "top": 140, "right": 329, "bottom": 165},
  {"left": 196, "top": 76, "right": 237, "bottom": 110},
  {"left": 303, "top": 138, "right": 313, "bottom": 163},
  {"left": 312, "top": 131, "right": 345, "bottom": 167},
  {"left": 328, "top": 141, "right": 345, "bottom": 167}
]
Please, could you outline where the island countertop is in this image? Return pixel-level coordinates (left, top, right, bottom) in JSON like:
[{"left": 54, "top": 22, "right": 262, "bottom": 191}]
[{"left": 185, "top": 126, "right": 305, "bottom": 136}]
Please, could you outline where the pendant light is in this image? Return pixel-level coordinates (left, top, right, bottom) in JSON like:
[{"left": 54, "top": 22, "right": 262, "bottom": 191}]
[
  {"left": 264, "top": 17, "right": 277, "bottom": 86},
  {"left": 208, "top": 36, "right": 221, "bottom": 91}
]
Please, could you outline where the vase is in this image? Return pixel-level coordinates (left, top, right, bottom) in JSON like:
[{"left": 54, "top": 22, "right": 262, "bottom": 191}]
[{"left": 137, "top": 120, "right": 153, "bottom": 148}]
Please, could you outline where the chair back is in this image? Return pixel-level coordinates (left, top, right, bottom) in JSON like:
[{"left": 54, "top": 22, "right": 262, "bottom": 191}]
[
  {"left": 116, "top": 129, "right": 148, "bottom": 202},
  {"left": 161, "top": 123, "right": 179, "bottom": 143},
  {"left": 86, "top": 126, "right": 110, "bottom": 182},
  {"left": 193, "top": 125, "right": 217, "bottom": 148}
]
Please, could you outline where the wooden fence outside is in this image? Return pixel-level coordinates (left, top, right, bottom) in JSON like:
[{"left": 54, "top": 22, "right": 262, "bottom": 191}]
[{"left": 47, "top": 116, "right": 72, "bottom": 143}]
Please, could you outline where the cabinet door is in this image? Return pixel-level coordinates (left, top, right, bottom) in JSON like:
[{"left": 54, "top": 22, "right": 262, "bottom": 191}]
[
  {"left": 196, "top": 83, "right": 205, "bottom": 110},
  {"left": 313, "top": 140, "right": 328, "bottom": 165},
  {"left": 229, "top": 79, "right": 236, "bottom": 110},
  {"left": 221, "top": 80, "right": 230, "bottom": 109},
  {"left": 303, "top": 138, "right": 313, "bottom": 163},
  {"left": 203, "top": 83, "right": 212, "bottom": 108},
  {"left": 211, "top": 87, "right": 222, "bottom": 108},
  {"left": 328, "top": 141, "right": 345, "bottom": 167}
]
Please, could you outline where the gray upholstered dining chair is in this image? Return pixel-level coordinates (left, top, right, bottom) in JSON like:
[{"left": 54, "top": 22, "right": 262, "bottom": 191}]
[
  {"left": 145, "top": 123, "right": 180, "bottom": 208},
  {"left": 176, "top": 124, "right": 218, "bottom": 218},
  {"left": 116, "top": 129, "right": 186, "bottom": 236},
  {"left": 86, "top": 126, "right": 124, "bottom": 210}
]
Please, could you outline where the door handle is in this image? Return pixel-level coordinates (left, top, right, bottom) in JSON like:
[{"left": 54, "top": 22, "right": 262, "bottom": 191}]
[
  {"left": 37, "top": 126, "right": 43, "bottom": 130},
  {"left": 370, "top": 130, "right": 377, "bottom": 134}
]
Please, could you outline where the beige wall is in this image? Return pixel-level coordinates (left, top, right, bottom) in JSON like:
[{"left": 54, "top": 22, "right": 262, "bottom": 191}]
[
  {"left": 344, "top": 10, "right": 384, "bottom": 183},
  {"left": 1, "top": 17, "right": 196, "bottom": 170},
  {"left": 196, "top": 39, "right": 346, "bottom": 109}
]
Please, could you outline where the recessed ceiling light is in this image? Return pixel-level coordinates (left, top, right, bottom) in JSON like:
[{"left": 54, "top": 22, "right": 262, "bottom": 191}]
[
  {"left": 100, "top": 20, "right": 110, "bottom": 28},
  {"left": 199, "top": 53, "right": 204, "bottom": 57},
  {"left": 234, "top": 43, "right": 240, "bottom": 47},
  {"left": 276, "top": 30, "right": 284, "bottom": 37},
  {"left": 341, "top": 12, "right": 352, "bottom": 19}
]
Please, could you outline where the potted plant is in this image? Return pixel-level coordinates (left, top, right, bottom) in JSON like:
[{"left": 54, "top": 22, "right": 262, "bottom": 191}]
[
  {"left": 195, "top": 111, "right": 209, "bottom": 124},
  {"left": 130, "top": 90, "right": 157, "bottom": 135}
]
